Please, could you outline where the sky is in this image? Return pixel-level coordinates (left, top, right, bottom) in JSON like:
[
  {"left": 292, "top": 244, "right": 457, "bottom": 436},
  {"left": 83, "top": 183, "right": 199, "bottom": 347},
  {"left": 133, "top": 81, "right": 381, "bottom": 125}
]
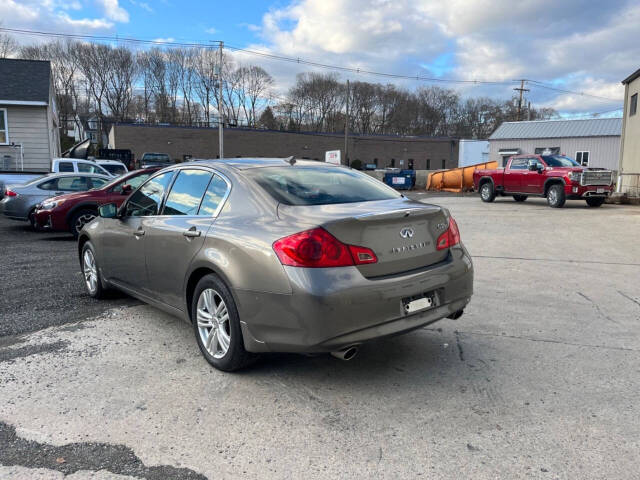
[{"left": 2, "top": 0, "right": 638, "bottom": 117}]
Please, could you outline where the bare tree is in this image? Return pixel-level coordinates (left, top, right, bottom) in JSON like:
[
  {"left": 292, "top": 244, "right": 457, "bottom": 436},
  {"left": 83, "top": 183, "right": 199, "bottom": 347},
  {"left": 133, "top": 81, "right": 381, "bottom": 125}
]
[
  {"left": 0, "top": 24, "right": 17, "bottom": 58},
  {"left": 104, "top": 46, "right": 137, "bottom": 121}
]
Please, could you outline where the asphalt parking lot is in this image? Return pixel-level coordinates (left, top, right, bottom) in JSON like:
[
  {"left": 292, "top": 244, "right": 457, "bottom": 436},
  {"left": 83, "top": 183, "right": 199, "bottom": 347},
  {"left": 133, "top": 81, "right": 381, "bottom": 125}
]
[{"left": 1, "top": 194, "right": 639, "bottom": 479}]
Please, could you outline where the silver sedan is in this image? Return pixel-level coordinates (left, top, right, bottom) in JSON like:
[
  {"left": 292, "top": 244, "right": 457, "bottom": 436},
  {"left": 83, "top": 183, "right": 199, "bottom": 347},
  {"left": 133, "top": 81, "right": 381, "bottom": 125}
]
[
  {"left": 78, "top": 159, "right": 474, "bottom": 371},
  {"left": 1, "top": 173, "right": 111, "bottom": 228}
]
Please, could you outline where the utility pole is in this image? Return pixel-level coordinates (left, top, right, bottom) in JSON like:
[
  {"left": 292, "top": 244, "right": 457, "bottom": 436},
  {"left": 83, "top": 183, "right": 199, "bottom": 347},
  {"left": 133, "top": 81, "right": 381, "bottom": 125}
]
[
  {"left": 344, "top": 79, "right": 349, "bottom": 166},
  {"left": 218, "top": 41, "right": 224, "bottom": 159},
  {"left": 514, "top": 79, "right": 530, "bottom": 121}
]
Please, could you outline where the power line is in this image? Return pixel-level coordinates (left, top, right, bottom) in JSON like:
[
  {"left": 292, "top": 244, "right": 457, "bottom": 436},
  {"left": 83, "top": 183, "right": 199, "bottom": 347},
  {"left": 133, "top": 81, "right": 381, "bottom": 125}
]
[
  {"left": 1, "top": 26, "right": 624, "bottom": 103},
  {"left": 525, "top": 80, "right": 620, "bottom": 102},
  {"left": 0, "top": 26, "right": 514, "bottom": 86}
]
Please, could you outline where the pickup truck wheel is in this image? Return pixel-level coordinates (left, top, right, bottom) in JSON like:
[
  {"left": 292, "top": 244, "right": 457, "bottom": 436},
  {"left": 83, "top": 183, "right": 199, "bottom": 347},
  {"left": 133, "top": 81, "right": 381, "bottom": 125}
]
[
  {"left": 547, "top": 184, "right": 566, "bottom": 208},
  {"left": 586, "top": 197, "right": 605, "bottom": 207},
  {"left": 480, "top": 182, "right": 496, "bottom": 202},
  {"left": 513, "top": 195, "right": 528, "bottom": 202}
]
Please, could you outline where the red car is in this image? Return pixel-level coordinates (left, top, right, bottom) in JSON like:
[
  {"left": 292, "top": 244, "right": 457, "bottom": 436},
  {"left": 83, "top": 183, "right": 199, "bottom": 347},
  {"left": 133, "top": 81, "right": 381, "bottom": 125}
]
[
  {"left": 473, "top": 154, "right": 614, "bottom": 208},
  {"left": 34, "top": 167, "right": 161, "bottom": 236}
]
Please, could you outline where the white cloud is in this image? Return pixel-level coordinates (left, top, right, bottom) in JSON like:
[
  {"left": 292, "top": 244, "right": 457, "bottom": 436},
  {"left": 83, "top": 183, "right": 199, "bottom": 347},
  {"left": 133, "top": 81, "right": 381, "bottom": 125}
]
[
  {"left": 129, "top": 0, "right": 153, "bottom": 13},
  {"left": 153, "top": 37, "right": 175, "bottom": 43},
  {"left": 0, "top": 0, "right": 115, "bottom": 36},
  {"left": 96, "top": 0, "right": 129, "bottom": 22},
  {"left": 246, "top": 0, "right": 635, "bottom": 113},
  {"left": 205, "top": 27, "right": 217, "bottom": 34}
]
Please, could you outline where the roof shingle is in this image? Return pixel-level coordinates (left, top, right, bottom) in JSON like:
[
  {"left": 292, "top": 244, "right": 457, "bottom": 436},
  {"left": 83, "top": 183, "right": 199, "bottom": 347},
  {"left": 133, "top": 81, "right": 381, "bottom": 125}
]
[{"left": 0, "top": 58, "right": 51, "bottom": 104}]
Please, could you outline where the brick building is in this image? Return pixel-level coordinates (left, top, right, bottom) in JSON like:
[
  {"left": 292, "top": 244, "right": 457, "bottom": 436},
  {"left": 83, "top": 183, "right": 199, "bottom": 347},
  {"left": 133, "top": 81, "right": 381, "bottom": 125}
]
[{"left": 108, "top": 124, "right": 460, "bottom": 170}]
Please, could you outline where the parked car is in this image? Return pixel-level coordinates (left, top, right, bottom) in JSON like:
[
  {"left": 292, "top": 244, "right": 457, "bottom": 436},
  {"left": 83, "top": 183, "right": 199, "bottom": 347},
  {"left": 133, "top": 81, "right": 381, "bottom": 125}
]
[
  {"left": 95, "top": 159, "right": 128, "bottom": 176},
  {"left": 34, "top": 167, "right": 161, "bottom": 237},
  {"left": 140, "top": 152, "right": 172, "bottom": 168},
  {"left": 52, "top": 158, "right": 114, "bottom": 177},
  {"left": 78, "top": 158, "right": 474, "bottom": 371},
  {"left": 473, "top": 154, "right": 614, "bottom": 208},
  {"left": 1, "top": 173, "right": 111, "bottom": 228}
]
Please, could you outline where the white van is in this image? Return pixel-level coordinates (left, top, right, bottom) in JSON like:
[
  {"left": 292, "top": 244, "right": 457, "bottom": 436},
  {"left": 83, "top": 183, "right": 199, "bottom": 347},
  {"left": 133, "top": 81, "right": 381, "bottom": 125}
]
[{"left": 51, "top": 158, "right": 114, "bottom": 177}]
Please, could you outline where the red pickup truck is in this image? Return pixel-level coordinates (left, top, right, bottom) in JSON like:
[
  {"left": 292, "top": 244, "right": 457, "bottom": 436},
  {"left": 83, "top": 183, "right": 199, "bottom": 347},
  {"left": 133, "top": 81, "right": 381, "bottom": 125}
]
[{"left": 473, "top": 154, "right": 614, "bottom": 208}]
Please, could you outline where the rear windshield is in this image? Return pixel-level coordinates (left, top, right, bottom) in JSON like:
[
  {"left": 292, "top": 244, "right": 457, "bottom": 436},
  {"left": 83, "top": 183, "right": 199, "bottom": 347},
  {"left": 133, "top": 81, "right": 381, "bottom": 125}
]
[
  {"left": 101, "top": 164, "right": 127, "bottom": 175},
  {"left": 142, "top": 154, "right": 171, "bottom": 163},
  {"left": 541, "top": 155, "right": 579, "bottom": 167},
  {"left": 247, "top": 166, "right": 400, "bottom": 206}
]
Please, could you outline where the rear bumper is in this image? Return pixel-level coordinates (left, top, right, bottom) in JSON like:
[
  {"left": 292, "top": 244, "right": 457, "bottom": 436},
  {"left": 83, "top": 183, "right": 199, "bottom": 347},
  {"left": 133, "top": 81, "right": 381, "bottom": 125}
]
[{"left": 235, "top": 244, "right": 474, "bottom": 353}]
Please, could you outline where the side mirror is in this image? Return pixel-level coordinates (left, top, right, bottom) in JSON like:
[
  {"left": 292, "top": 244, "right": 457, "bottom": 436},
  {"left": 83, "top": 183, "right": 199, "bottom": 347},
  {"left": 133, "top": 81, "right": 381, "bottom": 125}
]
[
  {"left": 528, "top": 163, "right": 537, "bottom": 171},
  {"left": 98, "top": 203, "right": 118, "bottom": 219},
  {"left": 537, "top": 165, "right": 544, "bottom": 174},
  {"left": 121, "top": 184, "right": 132, "bottom": 195}
]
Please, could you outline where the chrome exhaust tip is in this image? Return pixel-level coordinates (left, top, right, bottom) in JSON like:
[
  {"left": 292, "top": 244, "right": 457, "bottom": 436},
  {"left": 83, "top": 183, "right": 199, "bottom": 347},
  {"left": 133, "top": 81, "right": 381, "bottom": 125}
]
[{"left": 330, "top": 345, "right": 359, "bottom": 361}]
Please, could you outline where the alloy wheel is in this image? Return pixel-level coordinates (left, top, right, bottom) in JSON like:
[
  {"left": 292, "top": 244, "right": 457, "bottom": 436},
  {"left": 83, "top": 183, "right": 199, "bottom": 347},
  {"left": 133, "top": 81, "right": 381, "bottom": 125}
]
[
  {"left": 548, "top": 189, "right": 558, "bottom": 205},
  {"left": 196, "top": 289, "right": 231, "bottom": 359},
  {"left": 83, "top": 249, "right": 98, "bottom": 294},
  {"left": 481, "top": 184, "right": 491, "bottom": 200}
]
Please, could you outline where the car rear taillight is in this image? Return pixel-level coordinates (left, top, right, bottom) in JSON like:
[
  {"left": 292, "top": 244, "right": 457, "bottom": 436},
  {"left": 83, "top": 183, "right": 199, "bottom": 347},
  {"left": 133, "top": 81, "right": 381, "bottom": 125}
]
[
  {"left": 5, "top": 189, "right": 17, "bottom": 197},
  {"left": 273, "top": 227, "right": 377, "bottom": 267},
  {"left": 436, "top": 217, "right": 461, "bottom": 250}
]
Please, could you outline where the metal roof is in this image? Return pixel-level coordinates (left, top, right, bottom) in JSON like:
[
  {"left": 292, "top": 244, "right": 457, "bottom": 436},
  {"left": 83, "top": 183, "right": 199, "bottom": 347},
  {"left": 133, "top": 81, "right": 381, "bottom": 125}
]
[
  {"left": 489, "top": 118, "right": 622, "bottom": 140},
  {"left": 0, "top": 59, "right": 51, "bottom": 104}
]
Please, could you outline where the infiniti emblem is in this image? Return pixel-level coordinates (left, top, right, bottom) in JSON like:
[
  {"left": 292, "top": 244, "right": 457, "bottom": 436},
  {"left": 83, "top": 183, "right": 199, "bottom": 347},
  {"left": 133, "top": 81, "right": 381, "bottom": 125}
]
[{"left": 400, "top": 227, "right": 414, "bottom": 239}]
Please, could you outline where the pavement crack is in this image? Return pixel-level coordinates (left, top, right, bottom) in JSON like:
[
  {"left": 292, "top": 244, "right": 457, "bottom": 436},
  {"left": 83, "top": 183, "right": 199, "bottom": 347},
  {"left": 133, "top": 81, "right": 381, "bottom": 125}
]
[
  {"left": 472, "top": 255, "right": 640, "bottom": 267},
  {"left": 455, "top": 330, "right": 465, "bottom": 362},
  {"left": 617, "top": 290, "right": 640, "bottom": 308},
  {"left": 576, "top": 292, "right": 619, "bottom": 325},
  {"left": 0, "top": 421, "right": 207, "bottom": 480},
  {"left": 458, "top": 330, "right": 639, "bottom": 352}
]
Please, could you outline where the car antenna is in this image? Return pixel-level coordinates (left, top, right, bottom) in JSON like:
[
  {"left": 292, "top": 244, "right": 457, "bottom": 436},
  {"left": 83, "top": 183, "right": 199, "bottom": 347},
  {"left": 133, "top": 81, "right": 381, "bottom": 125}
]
[{"left": 285, "top": 155, "right": 296, "bottom": 165}]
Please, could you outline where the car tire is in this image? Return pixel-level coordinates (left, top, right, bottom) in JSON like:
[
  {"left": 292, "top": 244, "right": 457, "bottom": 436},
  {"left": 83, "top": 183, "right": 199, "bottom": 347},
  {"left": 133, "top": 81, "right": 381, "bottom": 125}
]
[
  {"left": 479, "top": 182, "right": 496, "bottom": 202},
  {"left": 28, "top": 209, "right": 39, "bottom": 231},
  {"left": 586, "top": 197, "right": 605, "bottom": 207},
  {"left": 81, "top": 241, "right": 107, "bottom": 299},
  {"left": 513, "top": 194, "right": 528, "bottom": 202},
  {"left": 192, "top": 274, "right": 255, "bottom": 372},
  {"left": 546, "top": 184, "right": 566, "bottom": 208},
  {"left": 71, "top": 209, "right": 98, "bottom": 239}
]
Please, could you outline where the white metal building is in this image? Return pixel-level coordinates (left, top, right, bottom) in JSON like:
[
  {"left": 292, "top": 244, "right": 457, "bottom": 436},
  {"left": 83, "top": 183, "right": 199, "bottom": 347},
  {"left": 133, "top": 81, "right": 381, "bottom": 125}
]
[
  {"left": 458, "top": 139, "right": 489, "bottom": 167},
  {"left": 488, "top": 118, "right": 622, "bottom": 170}
]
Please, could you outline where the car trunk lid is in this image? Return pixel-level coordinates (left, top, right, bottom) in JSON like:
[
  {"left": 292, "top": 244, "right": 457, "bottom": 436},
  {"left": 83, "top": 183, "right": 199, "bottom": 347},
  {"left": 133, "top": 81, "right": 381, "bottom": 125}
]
[{"left": 277, "top": 198, "right": 450, "bottom": 277}]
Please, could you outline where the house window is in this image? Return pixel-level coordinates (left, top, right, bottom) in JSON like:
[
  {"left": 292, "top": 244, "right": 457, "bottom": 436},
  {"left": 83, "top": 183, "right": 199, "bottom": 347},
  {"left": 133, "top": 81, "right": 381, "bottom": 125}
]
[
  {"left": 0, "top": 109, "right": 8, "bottom": 144},
  {"left": 441, "top": 159, "right": 446, "bottom": 169},
  {"left": 631, "top": 93, "right": 638, "bottom": 116},
  {"left": 390, "top": 158, "right": 395, "bottom": 168},
  {"left": 426, "top": 159, "right": 431, "bottom": 169},
  {"left": 576, "top": 151, "right": 590, "bottom": 166}
]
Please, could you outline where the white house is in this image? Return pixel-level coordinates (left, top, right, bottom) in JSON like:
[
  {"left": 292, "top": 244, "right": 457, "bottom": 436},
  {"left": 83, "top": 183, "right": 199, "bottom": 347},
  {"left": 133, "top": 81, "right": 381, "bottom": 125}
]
[{"left": 0, "top": 58, "right": 61, "bottom": 172}]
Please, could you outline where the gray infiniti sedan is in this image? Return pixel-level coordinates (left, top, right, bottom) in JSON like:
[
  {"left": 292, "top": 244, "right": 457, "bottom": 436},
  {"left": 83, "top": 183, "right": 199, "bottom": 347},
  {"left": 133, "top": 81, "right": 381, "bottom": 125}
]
[{"left": 79, "top": 158, "right": 473, "bottom": 371}]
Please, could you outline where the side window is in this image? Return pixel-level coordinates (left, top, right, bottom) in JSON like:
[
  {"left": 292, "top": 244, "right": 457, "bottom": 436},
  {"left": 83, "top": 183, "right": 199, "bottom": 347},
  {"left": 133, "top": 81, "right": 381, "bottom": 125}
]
[
  {"left": 162, "top": 169, "right": 213, "bottom": 216},
  {"left": 509, "top": 158, "right": 528, "bottom": 170},
  {"left": 58, "top": 161, "right": 74, "bottom": 172},
  {"left": 38, "top": 179, "right": 58, "bottom": 191},
  {"left": 90, "top": 177, "right": 109, "bottom": 189},
  {"left": 124, "top": 172, "right": 174, "bottom": 217},
  {"left": 125, "top": 173, "right": 152, "bottom": 191},
  {"left": 57, "top": 176, "right": 90, "bottom": 191},
  {"left": 198, "top": 174, "right": 229, "bottom": 216}
]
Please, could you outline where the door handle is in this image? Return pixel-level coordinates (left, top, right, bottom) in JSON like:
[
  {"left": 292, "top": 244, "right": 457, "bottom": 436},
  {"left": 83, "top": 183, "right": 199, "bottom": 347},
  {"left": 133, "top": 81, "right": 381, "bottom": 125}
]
[
  {"left": 55, "top": 191, "right": 65, "bottom": 195},
  {"left": 183, "top": 227, "right": 201, "bottom": 238},
  {"left": 133, "top": 229, "right": 145, "bottom": 237}
]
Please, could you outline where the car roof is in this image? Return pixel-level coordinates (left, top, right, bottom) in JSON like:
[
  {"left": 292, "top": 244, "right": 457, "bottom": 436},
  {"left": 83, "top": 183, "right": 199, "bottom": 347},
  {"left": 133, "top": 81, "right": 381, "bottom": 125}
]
[
  {"left": 184, "top": 158, "right": 341, "bottom": 171},
  {"left": 95, "top": 159, "right": 125, "bottom": 164}
]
